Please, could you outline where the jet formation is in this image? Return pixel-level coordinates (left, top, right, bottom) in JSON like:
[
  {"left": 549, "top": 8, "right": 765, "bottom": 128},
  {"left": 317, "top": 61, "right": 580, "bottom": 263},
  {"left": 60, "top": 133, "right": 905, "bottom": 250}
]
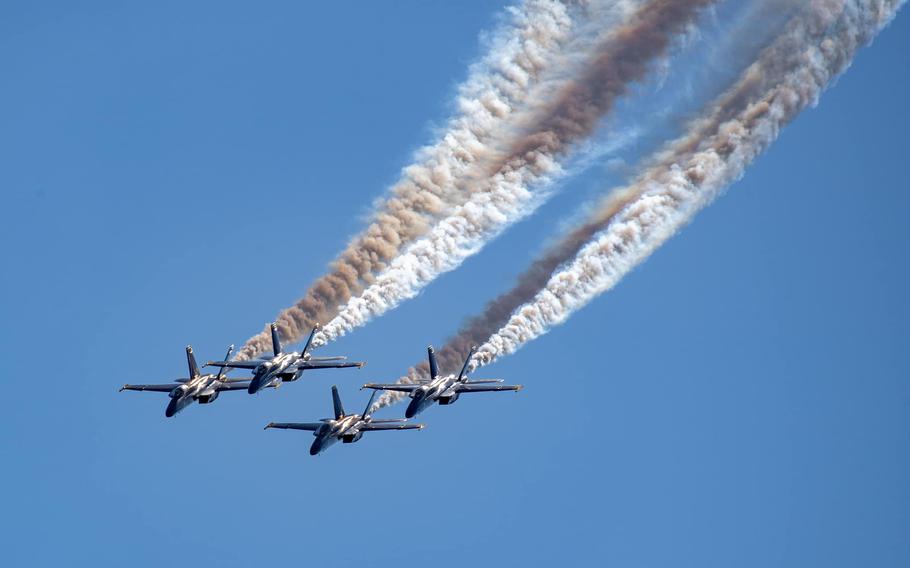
[{"left": 120, "top": 322, "right": 522, "bottom": 455}]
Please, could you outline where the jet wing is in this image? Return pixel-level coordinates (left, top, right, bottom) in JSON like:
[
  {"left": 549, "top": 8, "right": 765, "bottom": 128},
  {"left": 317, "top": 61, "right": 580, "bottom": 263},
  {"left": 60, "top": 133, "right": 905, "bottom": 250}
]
[
  {"left": 299, "top": 360, "right": 365, "bottom": 370},
  {"left": 360, "top": 422, "right": 424, "bottom": 431},
  {"left": 120, "top": 383, "right": 177, "bottom": 392},
  {"left": 216, "top": 382, "right": 253, "bottom": 392},
  {"left": 264, "top": 422, "right": 322, "bottom": 431},
  {"left": 453, "top": 383, "right": 523, "bottom": 393},
  {"left": 206, "top": 360, "right": 263, "bottom": 369},
  {"left": 361, "top": 383, "right": 420, "bottom": 392}
]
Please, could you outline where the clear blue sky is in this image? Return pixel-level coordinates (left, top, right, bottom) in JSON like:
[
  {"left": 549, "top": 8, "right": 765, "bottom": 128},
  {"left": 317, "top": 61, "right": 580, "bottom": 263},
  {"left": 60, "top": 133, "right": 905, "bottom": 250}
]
[{"left": 2, "top": 2, "right": 908, "bottom": 567}]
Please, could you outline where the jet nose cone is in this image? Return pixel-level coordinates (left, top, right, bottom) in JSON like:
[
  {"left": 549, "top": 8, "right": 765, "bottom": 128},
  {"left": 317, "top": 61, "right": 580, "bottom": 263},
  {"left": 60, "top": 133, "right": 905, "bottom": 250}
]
[
  {"left": 247, "top": 379, "right": 260, "bottom": 395},
  {"left": 309, "top": 440, "right": 322, "bottom": 455},
  {"left": 404, "top": 404, "right": 418, "bottom": 419}
]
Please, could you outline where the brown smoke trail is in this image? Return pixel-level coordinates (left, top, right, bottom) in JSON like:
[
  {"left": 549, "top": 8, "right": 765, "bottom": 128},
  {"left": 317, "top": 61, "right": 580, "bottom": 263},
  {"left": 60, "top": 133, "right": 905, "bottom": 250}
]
[
  {"left": 234, "top": 0, "right": 586, "bottom": 359},
  {"left": 470, "top": 0, "right": 906, "bottom": 368},
  {"left": 242, "top": 0, "right": 716, "bottom": 359},
  {"left": 373, "top": 0, "right": 905, "bottom": 409}
]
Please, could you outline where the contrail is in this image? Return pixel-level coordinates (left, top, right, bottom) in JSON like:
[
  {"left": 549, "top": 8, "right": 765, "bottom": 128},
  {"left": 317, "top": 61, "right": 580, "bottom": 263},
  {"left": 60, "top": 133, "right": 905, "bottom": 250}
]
[
  {"left": 312, "top": 0, "right": 717, "bottom": 347},
  {"left": 236, "top": 0, "right": 639, "bottom": 360},
  {"left": 472, "top": 0, "right": 904, "bottom": 369},
  {"left": 373, "top": 0, "right": 904, "bottom": 409}
]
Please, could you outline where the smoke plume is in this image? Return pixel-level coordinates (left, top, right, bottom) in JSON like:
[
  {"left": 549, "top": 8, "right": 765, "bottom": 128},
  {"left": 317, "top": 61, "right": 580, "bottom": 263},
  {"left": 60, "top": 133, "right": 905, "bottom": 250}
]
[
  {"left": 237, "top": 0, "right": 640, "bottom": 360},
  {"left": 313, "top": 0, "right": 716, "bottom": 347},
  {"left": 374, "top": 0, "right": 904, "bottom": 409}
]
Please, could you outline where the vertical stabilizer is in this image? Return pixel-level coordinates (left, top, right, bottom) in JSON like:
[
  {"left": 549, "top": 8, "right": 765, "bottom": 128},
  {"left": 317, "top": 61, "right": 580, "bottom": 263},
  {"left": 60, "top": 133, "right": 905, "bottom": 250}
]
[
  {"left": 458, "top": 346, "right": 477, "bottom": 381},
  {"left": 215, "top": 345, "right": 234, "bottom": 380},
  {"left": 301, "top": 324, "right": 319, "bottom": 358},
  {"left": 270, "top": 323, "right": 282, "bottom": 357},
  {"left": 186, "top": 346, "right": 201, "bottom": 380},
  {"left": 361, "top": 389, "right": 378, "bottom": 419},
  {"left": 331, "top": 385, "right": 345, "bottom": 419},
  {"left": 427, "top": 346, "right": 439, "bottom": 379}
]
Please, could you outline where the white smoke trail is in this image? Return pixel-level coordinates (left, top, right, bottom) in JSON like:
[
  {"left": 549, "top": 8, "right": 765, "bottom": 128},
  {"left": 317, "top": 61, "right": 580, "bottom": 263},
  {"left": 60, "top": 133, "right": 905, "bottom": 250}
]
[
  {"left": 237, "top": 0, "right": 638, "bottom": 360},
  {"left": 311, "top": 0, "right": 717, "bottom": 348},
  {"left": 472, "top": 0, "right": 905, "bottom": 370},
  {"left": 371, "top": 0, "right": 904, "bottom": 410}
]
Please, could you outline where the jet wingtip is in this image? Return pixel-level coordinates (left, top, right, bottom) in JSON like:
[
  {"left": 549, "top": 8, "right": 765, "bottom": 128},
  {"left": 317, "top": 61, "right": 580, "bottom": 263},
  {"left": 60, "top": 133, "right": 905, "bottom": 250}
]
[{"left": 264, "top": 422, "right": 274, "bottom": 430}]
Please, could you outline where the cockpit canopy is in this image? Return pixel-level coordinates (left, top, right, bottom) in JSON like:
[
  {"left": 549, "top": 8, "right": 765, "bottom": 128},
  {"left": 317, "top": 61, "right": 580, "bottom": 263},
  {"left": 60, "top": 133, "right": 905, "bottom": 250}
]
[{"left": 169, "top": 385, "right": 189, "bottom": 399}]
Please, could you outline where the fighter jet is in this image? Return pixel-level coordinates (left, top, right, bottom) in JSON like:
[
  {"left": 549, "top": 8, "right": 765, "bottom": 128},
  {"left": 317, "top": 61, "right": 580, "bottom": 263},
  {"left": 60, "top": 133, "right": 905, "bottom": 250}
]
[
  {"left": 264, "top": 385, "right": 424, "bottom": 455},
  {"left": 205, "top": 323, "right": 364, "bottom": 394},
  {"left": 362, "top": 345, "right": 523, "bottom": 418},
  {"left": 120, "top": 345, "right": 255, "bottom": 417}
]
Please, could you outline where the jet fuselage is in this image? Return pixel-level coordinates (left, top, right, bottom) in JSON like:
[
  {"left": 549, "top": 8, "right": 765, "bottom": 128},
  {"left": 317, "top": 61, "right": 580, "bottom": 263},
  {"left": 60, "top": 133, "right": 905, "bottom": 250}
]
[
  {"left": 165, "top": 374, "right": 231, "bottom": 417},
  {"left": 248, "top": 351, "right": 303, "bottom": 394},
  {"left": 309, "top": 414, "right": 366, "bottom": 455},
  {"left": 405, "top": 375, "right": 461, "bottom": 418}
]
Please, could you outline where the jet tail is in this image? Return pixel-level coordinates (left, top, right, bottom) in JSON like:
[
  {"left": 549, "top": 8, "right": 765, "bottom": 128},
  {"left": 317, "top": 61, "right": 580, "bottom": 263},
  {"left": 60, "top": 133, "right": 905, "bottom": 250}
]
[
  {"left": 361, "top": 389, "right": 378, "bottom": 419},
  {"left": 215, "top": 345, "right": 234, "bottom": 380},
  {"left": 331, "top": 385, "right": 345, "bottom": 419},
  {"left": 270, "top": 323, "right": 282, "bottom": 357},
  {"left": 301, "top": 324, "right": 319, "bottom": 358},
  {"left": 428, "top": 345, "right": 439, "bottom": 379},
  {"left": 186, "top": 346, "right": 201, "bottom": 380},
  {"left": 457, "top": 346, "right": 477, "bottom": 381}
]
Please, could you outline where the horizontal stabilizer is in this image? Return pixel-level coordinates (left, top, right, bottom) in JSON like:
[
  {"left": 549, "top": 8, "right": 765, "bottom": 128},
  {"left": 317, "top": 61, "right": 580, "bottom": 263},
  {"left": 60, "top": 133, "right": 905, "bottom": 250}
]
[{"left": 463, "top": 379, "right": 504, "bottom": 384}]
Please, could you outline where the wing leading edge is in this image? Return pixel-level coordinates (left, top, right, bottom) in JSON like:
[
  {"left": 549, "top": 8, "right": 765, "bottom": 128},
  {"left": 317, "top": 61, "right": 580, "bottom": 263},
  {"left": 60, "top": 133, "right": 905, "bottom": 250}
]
[
  {"left": 264, "top": 422, "right": 322, "bottom": 431},
  {"left": 361, "top": 383, "right": 420, "bottom": 393},
  {"left": 360, "top": 422, "right": 424, "bottom": 431},
  {"left": 454, "top": 383, "right": 523, "bottom": 393},
  {"left": 120, "top": 383, "right": 178, "bottom": 393},
  {"left": 206, "top": 360, "right": 262, "bottom": 370}
]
